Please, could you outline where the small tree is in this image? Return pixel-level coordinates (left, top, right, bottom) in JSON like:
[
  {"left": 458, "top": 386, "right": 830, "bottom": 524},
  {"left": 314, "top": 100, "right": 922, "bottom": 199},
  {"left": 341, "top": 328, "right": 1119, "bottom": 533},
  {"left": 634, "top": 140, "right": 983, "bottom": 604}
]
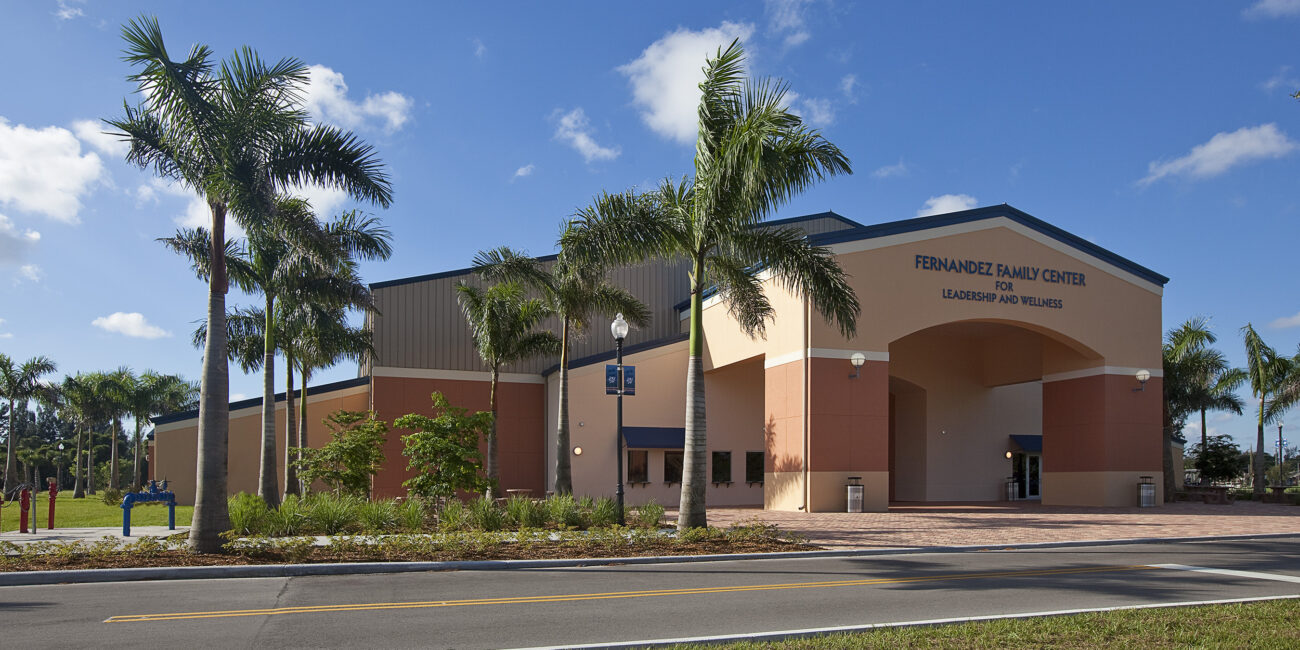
[
  {"left": 1190, "top": 435, "right": 1248, "bottom": 485},
  {"left": 292, "top": 410, "right": 387, "bottom": 497},
  {"left": 396, "top": 393, "right": 492, "bottom": 500}
]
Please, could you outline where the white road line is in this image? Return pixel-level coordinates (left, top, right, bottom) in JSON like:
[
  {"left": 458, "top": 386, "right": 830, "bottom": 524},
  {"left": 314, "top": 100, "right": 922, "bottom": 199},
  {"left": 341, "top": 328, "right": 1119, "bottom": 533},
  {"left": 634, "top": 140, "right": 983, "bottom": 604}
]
[
  {"left": 510, "top": 594, "right": 1300, "bottom": 650},
  {"left": 1151, "top": 563, "right": 1300, "bottom": 584}
]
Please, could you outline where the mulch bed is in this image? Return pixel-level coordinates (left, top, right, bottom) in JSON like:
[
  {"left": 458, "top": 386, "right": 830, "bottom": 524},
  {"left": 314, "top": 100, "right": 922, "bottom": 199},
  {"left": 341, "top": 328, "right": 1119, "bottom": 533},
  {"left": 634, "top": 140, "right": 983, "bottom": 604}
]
[{"left": 0, "top": 538, "right": 817, "bottom": 572}]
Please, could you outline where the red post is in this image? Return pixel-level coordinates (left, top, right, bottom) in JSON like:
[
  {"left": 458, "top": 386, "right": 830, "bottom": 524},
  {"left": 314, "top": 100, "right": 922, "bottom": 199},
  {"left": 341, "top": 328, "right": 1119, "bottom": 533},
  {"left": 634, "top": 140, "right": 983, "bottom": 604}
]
[
  {"left": 47, "top": 479, "right": 57, "bottom": 529},
  {"left": 19, "top": 488, "right": 31, "bottom": 534}
]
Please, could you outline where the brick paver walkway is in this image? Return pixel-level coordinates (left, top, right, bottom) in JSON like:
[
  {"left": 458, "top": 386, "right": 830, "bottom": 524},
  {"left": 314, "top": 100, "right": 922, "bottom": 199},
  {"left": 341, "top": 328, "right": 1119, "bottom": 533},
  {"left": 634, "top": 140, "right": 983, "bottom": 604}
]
[{"left": 672, "top": 501, "right": 1300, "bottom": 550}]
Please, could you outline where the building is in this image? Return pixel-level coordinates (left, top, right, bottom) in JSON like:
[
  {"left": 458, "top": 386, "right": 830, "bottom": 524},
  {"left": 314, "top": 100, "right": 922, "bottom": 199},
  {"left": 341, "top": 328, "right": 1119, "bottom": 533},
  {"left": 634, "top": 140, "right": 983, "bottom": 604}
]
[{"left": 153, "top": 204, "right": 1167, "bottom": 510}]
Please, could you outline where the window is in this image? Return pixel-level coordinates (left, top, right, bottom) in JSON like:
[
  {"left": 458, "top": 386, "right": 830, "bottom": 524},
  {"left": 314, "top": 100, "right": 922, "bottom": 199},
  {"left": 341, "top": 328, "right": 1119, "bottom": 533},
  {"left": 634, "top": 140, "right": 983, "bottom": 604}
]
[
  {"left": 627, "top": 450, "right": 648, "bottom": 483},
  {"left": 712, "top": 451, "right": 732, "bottom": 483},
  {"left": 664, "top": 451, "right": 684, "bottom": 483},
  {"left": 745, "top": 451, "right": 764, "bottom": 484}
]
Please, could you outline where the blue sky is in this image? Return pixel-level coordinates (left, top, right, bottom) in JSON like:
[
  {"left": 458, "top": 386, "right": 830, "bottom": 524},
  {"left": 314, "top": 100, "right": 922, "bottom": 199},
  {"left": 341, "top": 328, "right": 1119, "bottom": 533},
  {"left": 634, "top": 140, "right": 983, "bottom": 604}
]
[{"left": 0, "top": 1, "right": 1297, "bottom": 453}]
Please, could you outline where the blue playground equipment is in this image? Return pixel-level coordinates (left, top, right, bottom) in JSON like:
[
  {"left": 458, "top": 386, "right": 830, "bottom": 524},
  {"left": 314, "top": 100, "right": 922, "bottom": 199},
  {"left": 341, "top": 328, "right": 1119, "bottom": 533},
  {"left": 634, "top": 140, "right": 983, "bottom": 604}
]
[{"left": 120, "top": 479, "right": 177, "bottom": 537}]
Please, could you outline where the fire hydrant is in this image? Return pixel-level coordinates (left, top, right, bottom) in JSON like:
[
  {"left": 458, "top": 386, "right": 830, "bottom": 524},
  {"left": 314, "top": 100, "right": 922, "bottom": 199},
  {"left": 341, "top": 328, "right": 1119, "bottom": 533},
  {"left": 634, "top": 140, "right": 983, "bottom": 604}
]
[
  {"left": 19, "top": 488, "right": 31, "bottom": 534},
  {"left": 47, "top": 479, "right": 58, "bottom": 530}
]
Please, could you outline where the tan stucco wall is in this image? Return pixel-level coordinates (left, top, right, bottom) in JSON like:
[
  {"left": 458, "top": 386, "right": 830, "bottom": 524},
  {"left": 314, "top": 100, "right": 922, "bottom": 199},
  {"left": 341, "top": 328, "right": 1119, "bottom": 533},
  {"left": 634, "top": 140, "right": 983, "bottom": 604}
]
[
  {"left": 702, "top": 270, "right": 807, "bottom": 372},
  {"left": 152, "top": 384, "right": 371, "bottom": 506}
]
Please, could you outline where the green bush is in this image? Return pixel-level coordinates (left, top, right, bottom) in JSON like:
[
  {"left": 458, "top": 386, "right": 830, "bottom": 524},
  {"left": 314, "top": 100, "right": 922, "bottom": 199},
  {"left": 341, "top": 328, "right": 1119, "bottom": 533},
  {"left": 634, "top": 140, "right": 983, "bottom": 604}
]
[
  {"left": 99, "top": 488, "right": 125, "bottom": 507},
  {"left": 306, "top": 494, "right": 359, "bottom": 534},
  {"left": 265, "top": 494, "right": 308, "bottom": 536},
  {"left": 438, "top": 499, "right": 467, "bottom": 532},
  {"left": 398, "top": 498, "right": 428, "bottom": 532},
  {"left": 505, "top": 495, "right": 547, "bottom": 529},
  {"left": 546, "top": 494, "right": 583, "bottom": 529},
  {"left": 633, "top": 499, "right": 665, "bottom": 529},
  {"left": 468, "top": 496, "right": 506, "bottom": 532},
  {"left": 357, "top": 499, "right": 400, "bottom": 533},
  {"left": 588, "top": 497, "right": 619, "bottom": 528},
  {"left": 227, "top": 493, "right": 270, "bottom": 535}
]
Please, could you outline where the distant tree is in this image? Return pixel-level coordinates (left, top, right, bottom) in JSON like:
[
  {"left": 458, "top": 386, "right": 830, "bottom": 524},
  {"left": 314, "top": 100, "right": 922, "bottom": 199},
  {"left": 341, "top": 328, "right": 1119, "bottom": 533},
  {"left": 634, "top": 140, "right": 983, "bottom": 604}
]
[
  {"left": 1, "top": 354, "right": 57, "bottom": 495},
  {"left": 1242, "top": 324, "right": 1300, "bottom": 494},
  {"left": 396, "top": 393, "right": 493, "bottom": 500},
  {"left": 1162, "top": 318, "right": 1246, "bottom": 486},
  {"left": 1189, "top": 435, "right": 1248, "bottom": 485},
  {"left": 456, "top": 281, "right": 560, "bottom": 497},
  {"left": 292, "top": 410, "right": 387, "bottom": 497}
]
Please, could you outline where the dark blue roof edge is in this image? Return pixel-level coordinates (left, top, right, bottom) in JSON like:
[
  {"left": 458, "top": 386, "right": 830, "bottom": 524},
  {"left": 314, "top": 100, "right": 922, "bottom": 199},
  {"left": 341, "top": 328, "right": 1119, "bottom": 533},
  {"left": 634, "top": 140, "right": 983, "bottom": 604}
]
[
  {"left": 759, "top": 210, "right": 865, "bottom": 231},
  {"left": 541, "top": 332, "right": 690, "bottom": 377},
  {"left": 623, "top": 426, "right": 686, "bottom": 449},
  {"left": 808, "top": 204, "right": 1170, "bottom": 287},
  {"left": 152, "top": 376, "right": 371, "bottom": 427},
  {"left": 371, "top": 253, "right": 561, "bottom": 290}
]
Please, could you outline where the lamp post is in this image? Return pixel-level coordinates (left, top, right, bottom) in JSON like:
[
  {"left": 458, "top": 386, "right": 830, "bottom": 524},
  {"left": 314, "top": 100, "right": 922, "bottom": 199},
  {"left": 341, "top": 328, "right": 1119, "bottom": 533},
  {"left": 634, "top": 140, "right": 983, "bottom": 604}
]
[
  {"left": 611, "top": 313, "right": 628, "bottom": 526},
  {"left": 1277, "top": 420, "right": 1285, "bottom": 486}
]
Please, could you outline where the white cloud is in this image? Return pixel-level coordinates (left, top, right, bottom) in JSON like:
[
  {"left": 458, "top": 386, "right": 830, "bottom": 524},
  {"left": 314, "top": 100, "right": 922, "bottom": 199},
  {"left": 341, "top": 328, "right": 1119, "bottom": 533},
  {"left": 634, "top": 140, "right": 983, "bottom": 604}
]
[
  {"left": 18, "top": 264, "right": 42, "bottom": 283},
  {"left": 1261, "top": 66, "right": 1300, "bottom": 93},
  {"left": 291, "top": 182, "right": 349, "bottom": 217},
  {"left": 795, "top": 96, "right": 834, "bottom": 127},
  {"left": 71, "top": 119, "right": 127, "bottom": 157},
  {"left": 55, "top": 1, "right": 84, "bottom": 20},
  {"left": 917, "top": 194, "right": 978, "bottom": 217},
  {"left": 134, "top": 183, "right": 157, "bottom": 205},
  {"left": 303, "top": 65, "right": 414, "bottom": 133},
  {"left": 230, "top": 393, "right": 248, "bottom": 402},
  {"left": 1244, "top": 0, "right": 1300, "bottom": 18},
  {"left": 1139, "top": 123, "right": 1296, "bottom": 185},
  {"left": 766, "top": 0, "right": 813, "bottom": 48},
  {"left": 552, "top": 108, "right": 620, "bottom": 162},
  {"left": 1269, "top": 310, "right": 1300, "bottom": 329},
  {"left": 92, "top": 312, "right": 171, "bottom": 339},
  {"left": 618, "top": 22, "right": 756, "bottom": 144},
  {"left": 0, "top": 117, "right": 106, "bottom": 223},
  {"left": 872, "top": 160, "right": 908, "bottom": 178},
  {"left": 472, "top": 38, "right": 486, "bottom": 58},
  {"left": 0, "top": 213, "right": 41, "bottom": 264},
  {"left": 840, "top": 74, "right": 858, "bottom": 102},
  {"left": 512, "top": 164, "right": 535, "bottom": 180}
]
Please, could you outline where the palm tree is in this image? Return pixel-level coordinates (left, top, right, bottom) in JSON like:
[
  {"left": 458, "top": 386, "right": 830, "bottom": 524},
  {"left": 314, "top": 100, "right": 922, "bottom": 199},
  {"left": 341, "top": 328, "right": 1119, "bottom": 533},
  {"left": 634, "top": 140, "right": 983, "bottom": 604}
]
[
  {"left": 1242, "top": 324, "right": 1300, "bottom": 495},
  {"left": 58, "top": 375, "right": 95, "bottom": 498},
  {"left": 1162, "top": 318, "right": 1247, "bottom": 487},
  {"left": 1, "top": 354, "right": 58, "bottom": 495},
  {"left": 473, "top": 239, "right": 650, "bottom": 495},
  {"left": 562, "top": 42, "right": 858, "bottom": 527},
  {"left": 124, "top": 371, "right": 198, "bottom": 491},
  {"left": 108, "top": 16, "right": 392, "bottom": 552},
  {"left": 456, "top": 281, "right": 561, "bottom": 497}
]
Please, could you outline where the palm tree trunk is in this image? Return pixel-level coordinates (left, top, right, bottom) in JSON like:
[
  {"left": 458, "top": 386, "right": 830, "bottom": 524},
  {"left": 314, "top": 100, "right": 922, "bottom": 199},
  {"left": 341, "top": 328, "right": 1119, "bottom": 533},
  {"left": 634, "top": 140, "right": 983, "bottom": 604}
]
[
  {"left": 190, "top": 201, "right": 232, "bottom": 553},
  {"left": 1200, "top": 408, "right": 1209, "bottom": 486},
  {"left": 554, "top": 318, "right": 573, "bottom": 495},
  {"left": 3, "top": 399, "right": 16, "bottom": 495},
  {"left": 297, "top": 368, "right": 310, "bottom": 496},
  {"left": 132, "top": 418, "right": 143, "bottom": 491},
  {"left": 86, "top": 426, "right": 95, "bottom": 495},
  {"left": 109, "top": 418, "right": 121, "bottom": 490},
  {"left": 282, "top": 352, "right": 298, "bottom": 500},
  {"left": 1255, "top": 410, "right": 1267, "bottom": 495},
  {"left": 678, "top": 267, "right": 708, "bottom": 530},
  {"left": 258, "top": 294, "right": 280, "bottom": 508},
  {"left": 72, "top": 423, "right": 85, "bottom": 498},
  {"left": 487, "top": 366, "right": 499, "bottom": 499}
]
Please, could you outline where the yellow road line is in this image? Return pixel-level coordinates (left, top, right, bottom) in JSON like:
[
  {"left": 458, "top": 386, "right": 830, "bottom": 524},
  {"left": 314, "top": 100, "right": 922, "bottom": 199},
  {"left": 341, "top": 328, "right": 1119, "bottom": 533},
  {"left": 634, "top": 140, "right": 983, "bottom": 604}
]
[{"left": 105, "top": 564, "right": 1155, "bottom": 623}]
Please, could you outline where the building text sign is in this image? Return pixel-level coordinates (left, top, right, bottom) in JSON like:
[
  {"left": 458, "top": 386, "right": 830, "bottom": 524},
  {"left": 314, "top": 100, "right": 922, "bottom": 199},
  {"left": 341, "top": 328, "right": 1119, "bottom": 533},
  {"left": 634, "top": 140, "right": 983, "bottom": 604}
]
[{"left": 914, "top": 254, "right": 1085, "bottom": 310}]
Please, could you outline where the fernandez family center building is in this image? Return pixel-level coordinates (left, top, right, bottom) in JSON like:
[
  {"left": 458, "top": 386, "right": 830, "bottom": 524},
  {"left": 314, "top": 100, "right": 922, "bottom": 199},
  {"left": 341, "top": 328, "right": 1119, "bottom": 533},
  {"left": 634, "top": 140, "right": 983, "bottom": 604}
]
[{"left": 152, "top": 204, "right": 1169, "bottom": 512}]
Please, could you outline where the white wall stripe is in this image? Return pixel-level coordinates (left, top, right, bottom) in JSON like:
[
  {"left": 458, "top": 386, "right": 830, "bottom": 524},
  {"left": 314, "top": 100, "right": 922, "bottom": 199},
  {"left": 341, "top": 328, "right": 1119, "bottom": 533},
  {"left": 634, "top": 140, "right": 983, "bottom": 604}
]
[
  {"left": 808, "top": 348, "right": 889, "bottom": 362},
  {"left": 1042, "top": 366, "right": 1163, "bottom": 384},
  {"left": 372, "top": 366, "right": 545, "bottom": 384}
]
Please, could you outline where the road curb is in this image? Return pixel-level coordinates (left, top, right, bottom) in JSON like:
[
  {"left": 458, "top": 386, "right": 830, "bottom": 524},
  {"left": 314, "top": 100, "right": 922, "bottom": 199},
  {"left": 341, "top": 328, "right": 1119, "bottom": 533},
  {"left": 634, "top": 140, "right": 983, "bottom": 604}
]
[{"left": 3, "top": 531, "right": 1299, "bottom": 587}]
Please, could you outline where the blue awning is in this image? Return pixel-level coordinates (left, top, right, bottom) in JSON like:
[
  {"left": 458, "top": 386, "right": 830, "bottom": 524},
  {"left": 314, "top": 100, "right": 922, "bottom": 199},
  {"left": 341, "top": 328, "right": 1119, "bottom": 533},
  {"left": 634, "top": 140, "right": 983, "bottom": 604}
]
[
  {"left": 623, "top": 427, "right": 685, "bottom": 449},
  {"left": 1009, "top": 434, "right": 1042, "bottom": 452}
]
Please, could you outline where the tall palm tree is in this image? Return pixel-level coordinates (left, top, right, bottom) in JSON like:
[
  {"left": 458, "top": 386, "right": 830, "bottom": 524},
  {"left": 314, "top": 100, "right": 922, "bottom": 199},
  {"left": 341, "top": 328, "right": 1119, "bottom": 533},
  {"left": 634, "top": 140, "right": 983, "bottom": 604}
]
[
  {"left": 59, "top": 375, "right": 96, "bottom": 498},
  {"left": 1242, "top": 324, "right": 1300, "bottom": 495},
  {"left": 562, "top": 41, "right": 858, "bottom": 527},
  {"left": 456, "top": 281, "right": 561, "bottom": 497},
  {"left": 124, "top": 371, "right": 199, "bottom": 491},
  {"left": 108, "top": 16, "right": 392, "bottom": 552},
  {"left": 473, "top": 240, "right": 650, "bottom": 495},
  {"left": 102, "top": 367, "right": 136, "bottom": 491},
  {"left": 1, "top": 354, "right": 58, "bottom": 495},
  {"left": 1162, "top": 318, "right": 1246, "bottom": 486}
]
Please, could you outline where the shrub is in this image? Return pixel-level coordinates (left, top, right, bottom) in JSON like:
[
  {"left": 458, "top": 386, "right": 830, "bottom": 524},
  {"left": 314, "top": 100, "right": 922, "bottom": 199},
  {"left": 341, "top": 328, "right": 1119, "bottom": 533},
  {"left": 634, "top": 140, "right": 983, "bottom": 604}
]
[
  {"left": 265, "top": 494, "right": 308, "bottom": 537},
  {"left": 468, "top": 496, "right": 506, "bottom": 532},
  {"left": 99, "top": 488, "right": 125, "bottom": 507},
  {"left": 358, "top": 499, "right": 400, "bottom": 533},
  {"left": 398, "top": 498, "right": 428, "bottom": 532},
  {"left": 306, "top": 493, "right": 359, "bottom": 534},
  {"left": 588, "top": 497, "right": 618, "bottom": 528},
  {"left": 505, "top": 495, "right": 547, "bottom": 529},
  {"left": 293, "top": 410, "right": 388, "bottom": 498},
  {"left": 438, "top": 499, "right": 467, "bottom": 532},
  {"left": 227, "top": 492, "right": 270, "bottom": 535},
  {"left": 396, "top": 393, "right": 493, "bottom": 499},
  {"left": 633, "top": 499, "right": 665, "bottom": 529},
  {"left": 545, "top": 494, "right": 583, "bottom": 529}
]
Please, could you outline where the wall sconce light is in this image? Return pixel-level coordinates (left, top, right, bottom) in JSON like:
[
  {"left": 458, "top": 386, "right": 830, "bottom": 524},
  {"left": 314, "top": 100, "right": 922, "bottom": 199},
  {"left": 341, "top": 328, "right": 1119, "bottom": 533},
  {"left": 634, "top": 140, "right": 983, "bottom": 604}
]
[
  {"left": 1005, "top": 451, "right": 1013, "bottom": 459},
  {"left": 1133, "top": 369, "right": 1151, "bottom": 392},
  {"left": 849, "top": 352, "right": 866, "bottom": 378},
  {"left": 572, "top": 446, "right": 583, "bottom": 456}
]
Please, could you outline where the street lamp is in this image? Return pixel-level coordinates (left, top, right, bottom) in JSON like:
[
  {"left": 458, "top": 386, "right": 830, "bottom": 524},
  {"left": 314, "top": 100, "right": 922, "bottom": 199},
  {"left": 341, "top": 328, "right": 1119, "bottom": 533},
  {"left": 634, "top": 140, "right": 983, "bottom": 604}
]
[
  {"left": 611, "top": 312, "right": 629, "bottom": 526},
  {"left": 1278, "top": 420, "right": 1285, "bottom": 486}
]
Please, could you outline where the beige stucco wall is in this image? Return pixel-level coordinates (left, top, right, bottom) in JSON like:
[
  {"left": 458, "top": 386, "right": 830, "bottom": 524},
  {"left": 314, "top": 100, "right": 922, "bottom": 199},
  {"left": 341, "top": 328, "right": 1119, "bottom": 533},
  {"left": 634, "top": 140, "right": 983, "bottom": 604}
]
[{"left": 153, "top": 384, "right": 371, "bottom": 506}]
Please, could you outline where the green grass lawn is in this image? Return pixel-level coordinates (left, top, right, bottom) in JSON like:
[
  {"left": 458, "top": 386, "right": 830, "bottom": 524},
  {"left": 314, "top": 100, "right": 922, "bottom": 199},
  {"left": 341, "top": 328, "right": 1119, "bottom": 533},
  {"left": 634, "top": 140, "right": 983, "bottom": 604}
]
[
  {"left": 1, "top": 495, "right": 193, "bottom": 532},
  {"left": 691, "top": 599, "right": 1300, "bottom": 649}
]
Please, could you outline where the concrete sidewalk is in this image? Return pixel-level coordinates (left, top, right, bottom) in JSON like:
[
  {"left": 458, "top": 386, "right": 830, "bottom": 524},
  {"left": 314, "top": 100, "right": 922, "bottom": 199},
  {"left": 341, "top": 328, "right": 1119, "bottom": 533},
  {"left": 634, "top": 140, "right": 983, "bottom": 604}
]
[
  {"left": 0, "top": 526, "right": 187, "bottom": 547},
  {"left": 682, "top": 501, "right": 1300, "bottom": 550}
]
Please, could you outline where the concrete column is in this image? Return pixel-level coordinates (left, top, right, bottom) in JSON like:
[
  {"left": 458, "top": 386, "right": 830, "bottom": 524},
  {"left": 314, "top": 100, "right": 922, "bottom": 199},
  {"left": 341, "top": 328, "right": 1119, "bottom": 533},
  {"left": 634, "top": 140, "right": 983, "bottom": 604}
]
[
  {"left": 763, "top": 359, "right": 806, "bottom": 510},
  {"left": 806, "top": 356, "right": 891, "bottom": 512}
]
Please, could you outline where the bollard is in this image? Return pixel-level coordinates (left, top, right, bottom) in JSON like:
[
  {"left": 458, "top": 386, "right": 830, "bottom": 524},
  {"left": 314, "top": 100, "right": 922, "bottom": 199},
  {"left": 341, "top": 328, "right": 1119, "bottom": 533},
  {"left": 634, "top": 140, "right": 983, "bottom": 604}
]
[
  {"left": 19, "top": 488, "right": 30, "bottom": 534},
  {"left": 47, "top": 479, "right": 58, "bottom": 530}
]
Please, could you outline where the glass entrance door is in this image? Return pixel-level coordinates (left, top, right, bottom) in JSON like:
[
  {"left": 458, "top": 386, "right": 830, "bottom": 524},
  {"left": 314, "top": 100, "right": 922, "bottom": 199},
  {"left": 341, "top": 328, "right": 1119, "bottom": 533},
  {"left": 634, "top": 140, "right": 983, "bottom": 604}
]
[{"left": 1011, "top": 452, "right": 1042, "bottom": 500}]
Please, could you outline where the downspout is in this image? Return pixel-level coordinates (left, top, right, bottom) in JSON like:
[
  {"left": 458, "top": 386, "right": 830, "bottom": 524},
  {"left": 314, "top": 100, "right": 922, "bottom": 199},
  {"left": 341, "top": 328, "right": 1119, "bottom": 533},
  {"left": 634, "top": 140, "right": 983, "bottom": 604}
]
[{"left": 803, "top": 300, "right": 811, "bottom": 512}]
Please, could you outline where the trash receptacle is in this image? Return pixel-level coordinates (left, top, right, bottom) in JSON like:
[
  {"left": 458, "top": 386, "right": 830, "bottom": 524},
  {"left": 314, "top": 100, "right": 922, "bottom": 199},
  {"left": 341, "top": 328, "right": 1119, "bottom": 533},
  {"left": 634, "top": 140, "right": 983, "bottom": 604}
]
[
  {"left": 846, "top": 476, "right": 863, "bottom": 513},
  {"left": 1005, "top": 477, "right": 1018, "bottom": 501},
  {"left": 1137, "top": 475, "right": 1156, "bottom": 507}
]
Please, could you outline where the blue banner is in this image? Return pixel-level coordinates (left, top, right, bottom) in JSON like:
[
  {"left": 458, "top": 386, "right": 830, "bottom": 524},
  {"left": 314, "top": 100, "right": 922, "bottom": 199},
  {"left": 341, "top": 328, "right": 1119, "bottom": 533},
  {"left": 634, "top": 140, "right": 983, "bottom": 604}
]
[
  {"left": 623, "top": 365, "right": 635, "bottom": 396},
  {"left": 605, "top": 365, "right": 618, "bottom": 395}
]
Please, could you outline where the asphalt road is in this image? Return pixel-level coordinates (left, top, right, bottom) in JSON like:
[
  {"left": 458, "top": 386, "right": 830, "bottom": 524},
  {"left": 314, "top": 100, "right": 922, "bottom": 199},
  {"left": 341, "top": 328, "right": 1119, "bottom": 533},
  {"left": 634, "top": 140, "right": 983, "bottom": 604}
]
[{"left": 2, "top": 538, "right": 1299, "bottom": 648}]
